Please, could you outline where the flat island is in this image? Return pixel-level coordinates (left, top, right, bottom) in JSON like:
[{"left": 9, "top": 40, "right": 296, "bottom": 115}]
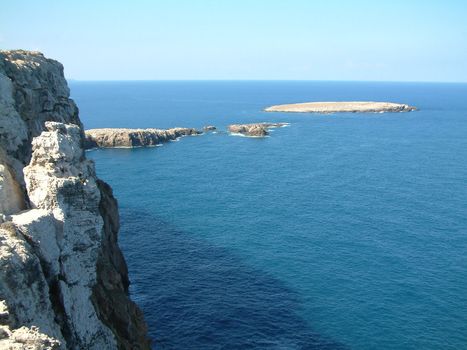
[{"left": 265, "top": 101, "right": 416, "bottom": 113}]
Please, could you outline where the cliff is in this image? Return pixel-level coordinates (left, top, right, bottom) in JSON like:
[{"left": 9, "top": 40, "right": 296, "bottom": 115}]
[
  {"left": 0, "top": 50, "right": 150, "bottom": 349},
  {"left": 265, "top": 101, "right": 416, "bottom": 113},
  {"left": 85, "top": 127, "right": 201, "bottom": 149}
]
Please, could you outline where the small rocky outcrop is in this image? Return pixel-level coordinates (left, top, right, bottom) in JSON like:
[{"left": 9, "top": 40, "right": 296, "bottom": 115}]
[
  {"left": 265, "top": 101, "right": 416, "bottom": 113},
  {"left": 0, "top": 50, "right": 150, "bottom": 349},
  {"left": 203, "top": 125, "right": 216, "bottom": 132},
  {"left": 228, "top": 122, "right": 289, "bottom": 137},
  {"left": 85, "top": 127, "right": 201, "bottom": 149}
]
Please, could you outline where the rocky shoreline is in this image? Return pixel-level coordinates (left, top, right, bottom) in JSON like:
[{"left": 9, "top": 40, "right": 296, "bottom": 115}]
[
  {"left": 85, "top": 127, "right": 201, "bottom": 149},
  {"left": 265, "top": 101, "right": 416, "bottom": 113}
]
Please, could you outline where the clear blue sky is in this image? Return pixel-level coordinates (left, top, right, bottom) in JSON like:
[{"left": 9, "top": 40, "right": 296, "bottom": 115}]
[{"left": 2, "top": 0, "right": 467, "bottom": 81}]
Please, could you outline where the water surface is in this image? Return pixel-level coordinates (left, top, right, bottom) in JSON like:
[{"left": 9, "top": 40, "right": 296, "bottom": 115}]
[{"left": 71, "top": 81, "right": 467, "bottom": 349}]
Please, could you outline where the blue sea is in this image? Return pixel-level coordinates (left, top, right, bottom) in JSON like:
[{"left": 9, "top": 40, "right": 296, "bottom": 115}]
[{"left": 70, "top": 81, "right": 467, "bottom": 350}]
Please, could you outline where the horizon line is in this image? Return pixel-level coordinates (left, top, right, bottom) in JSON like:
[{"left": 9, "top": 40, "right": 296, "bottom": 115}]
[{"left": 66, "top": 78, "right": 467, "bottom": 84}]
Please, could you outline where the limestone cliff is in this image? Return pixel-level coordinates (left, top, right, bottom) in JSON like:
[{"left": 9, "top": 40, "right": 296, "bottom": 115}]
[{"left": 0, "top": 50, "right": 150, "bottom": 349}]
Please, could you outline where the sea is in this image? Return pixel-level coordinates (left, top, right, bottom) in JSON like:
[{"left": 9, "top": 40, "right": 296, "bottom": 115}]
[{"left": 69, "top": 81, "right": 467, "bottom": 350}]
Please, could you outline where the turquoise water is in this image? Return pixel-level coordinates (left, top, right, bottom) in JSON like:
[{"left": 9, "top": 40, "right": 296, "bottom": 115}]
[{"left": 71, "top": 81, "right": 467, "bottom": 350}]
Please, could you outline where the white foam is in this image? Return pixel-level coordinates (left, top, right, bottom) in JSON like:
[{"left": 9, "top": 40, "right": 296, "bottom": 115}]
[{"left": 229, "top": 132, "right": 269, "bottom": 138}]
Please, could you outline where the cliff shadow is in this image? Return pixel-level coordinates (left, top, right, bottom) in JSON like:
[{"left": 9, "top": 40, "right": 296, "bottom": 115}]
[{"left": 118, "top": 207, "right": 349, "bottom": 350}]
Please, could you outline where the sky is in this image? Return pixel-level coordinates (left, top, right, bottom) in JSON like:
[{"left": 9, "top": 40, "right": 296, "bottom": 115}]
[{"left": 1, "top": 0, "right": 467, "bottom": 82}]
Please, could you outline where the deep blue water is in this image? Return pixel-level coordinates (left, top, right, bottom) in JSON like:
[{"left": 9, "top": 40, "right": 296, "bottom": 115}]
[{"left": 70, "top": 81, "right": 467, "bottom": 350}]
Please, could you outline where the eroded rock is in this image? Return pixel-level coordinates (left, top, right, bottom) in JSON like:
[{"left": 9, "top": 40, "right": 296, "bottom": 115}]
[
  {"left": 228, "top": 122, "right": 289, "bottom": 137},
  {"left": 85, "top": 127, "right": 201, "bottom": 149}
]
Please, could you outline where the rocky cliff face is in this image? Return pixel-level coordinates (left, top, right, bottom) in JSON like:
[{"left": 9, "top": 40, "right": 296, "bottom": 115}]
[{"left": 0, "top": 50, "right": 150, "bottom": 349}]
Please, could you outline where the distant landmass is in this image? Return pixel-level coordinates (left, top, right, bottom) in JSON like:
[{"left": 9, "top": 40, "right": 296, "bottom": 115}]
[{"left": 265, "top": 101, "right": 416, "bottom": 113}]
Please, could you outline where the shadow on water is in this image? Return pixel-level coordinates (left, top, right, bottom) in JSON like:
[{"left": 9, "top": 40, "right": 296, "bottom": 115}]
[{"left": 119, "top": 207, "right": 348, "bottom": 350}]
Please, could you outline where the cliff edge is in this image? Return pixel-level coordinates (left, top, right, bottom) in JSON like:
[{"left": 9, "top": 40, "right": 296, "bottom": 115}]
[{"left": 0, "top": 50, "right": 150, "bottom": 349}]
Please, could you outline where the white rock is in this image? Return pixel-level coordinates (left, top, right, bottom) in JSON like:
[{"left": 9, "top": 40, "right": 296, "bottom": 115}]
[
  {"left": 0, "top": 49, "right": 149, "bottom": 350},
  {"left": 0, "top": 227, "right": 64, "bottom": 344},
  {"left": 21, "top": 122, "right": 117, "bottom": 349}
]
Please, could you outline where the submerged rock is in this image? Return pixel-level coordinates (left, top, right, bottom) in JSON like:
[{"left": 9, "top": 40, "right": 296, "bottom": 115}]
[
  {"left": 0, "top": 50, "right": 150, "bottom": 349},
  {"left": 85, "top": 127, "right": 201, "bottom": 149},
  {"left": 203, "top": 125, "right": 217, "bottom": 131},
  {"left": 228, "top": 122, "right": 289, "bottom": 137}
]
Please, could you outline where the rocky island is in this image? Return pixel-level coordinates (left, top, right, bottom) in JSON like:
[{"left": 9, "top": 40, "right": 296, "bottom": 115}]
[
  {"left": 85, "top": 127, "right": 201, "bottom": 149},
  {"left": 0, "top": 50, "right": 150, "bottom": 349},
  {"left": 203, "top": 125, "right": 217, "bottom": 132},
  {"left": 228, "top": 122, "right": 289, "bottom": 137},
  {"left": 265, "top": 101, "right": 416, "bottom": 113}
]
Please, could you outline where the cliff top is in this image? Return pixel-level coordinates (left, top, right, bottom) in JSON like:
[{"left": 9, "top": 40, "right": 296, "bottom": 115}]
[{"left": 0, "top": 50, "right": 62, "bottom": 70}]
